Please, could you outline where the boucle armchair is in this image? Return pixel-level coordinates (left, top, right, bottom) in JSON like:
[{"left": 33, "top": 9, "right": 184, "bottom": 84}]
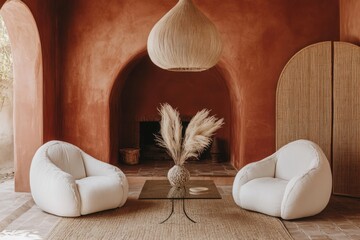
[
  {"left": 30, "top": 140, "right": 128, "bottom": 217},
  {"left": 232, "top": 139, "right": 332, "bottom": 220}
]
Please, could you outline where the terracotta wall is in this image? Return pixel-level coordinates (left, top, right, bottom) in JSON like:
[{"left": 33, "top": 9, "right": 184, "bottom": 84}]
[
  {"left": 0, "top": 0, "right": 58, "bottom": 192},
  {"left": 11, "top": 0, "right": 58, "bottom": 142},
  {"left": 58, "top": 0, "right": 339, "bottom": 170},
  {"left": 117, "top": 56, "right": 230, "bottom": 159},
  {"left": 340, "top": 0, "right": 360, "bottom": 44}
]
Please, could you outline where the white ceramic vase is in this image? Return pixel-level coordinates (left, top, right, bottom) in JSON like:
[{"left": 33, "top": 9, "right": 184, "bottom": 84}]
[{"left": 167, "top": 165, "right": 190, "bottom": 188}]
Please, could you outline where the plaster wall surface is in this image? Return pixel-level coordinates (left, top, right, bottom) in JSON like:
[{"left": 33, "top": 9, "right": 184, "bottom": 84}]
[
  {"left": 58, "top": 0, "right": 339, "bottom": 170},
  {"left": 340, "top": 0, "right": 360, "bottom": 45}
]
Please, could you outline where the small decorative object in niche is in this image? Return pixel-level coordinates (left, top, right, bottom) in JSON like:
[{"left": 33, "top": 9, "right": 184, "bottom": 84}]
[
  {"left": 210, "top": 137, "right": 225, "bottom": 163},
  {"left": 156, "top": 103, "right": 224, "bottom": 188},
  {"left": 119, "top": 148, "right": 140, "bottom": 165}
]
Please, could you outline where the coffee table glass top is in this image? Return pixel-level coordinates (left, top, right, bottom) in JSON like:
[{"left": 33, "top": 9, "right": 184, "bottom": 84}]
[{"left": 138, "top": 180, "right": 222, "bottom": 199}]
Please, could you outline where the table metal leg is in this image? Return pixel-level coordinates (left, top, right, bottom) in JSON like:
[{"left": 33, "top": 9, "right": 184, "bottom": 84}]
[
  {"left": 160, "top": 198, "right": 196, "bottom": 224},
  {"left": 182, "top": 199, "right": 196, "bottom": 223},
  {"left": 160, "top": 199, "right": 174, "bottom": 224}
]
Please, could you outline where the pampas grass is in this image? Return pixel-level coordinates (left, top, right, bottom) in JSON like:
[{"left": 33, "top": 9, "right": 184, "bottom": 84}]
[{"left": 156, "top": 103, "right": 224, "bottom": 165}]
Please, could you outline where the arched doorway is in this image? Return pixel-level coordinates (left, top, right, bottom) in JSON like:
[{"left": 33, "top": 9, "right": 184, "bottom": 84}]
[{"left": 1, "top": 0, "right": 43, "bottom": 191}]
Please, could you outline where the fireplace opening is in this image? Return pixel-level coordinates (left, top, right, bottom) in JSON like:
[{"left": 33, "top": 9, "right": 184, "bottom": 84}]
[
  {"left": 140, "top": 121, "right": 169, "bottom": 161},
  {"left": 117, "top": 119, "right": 235, "bottom": 178}
]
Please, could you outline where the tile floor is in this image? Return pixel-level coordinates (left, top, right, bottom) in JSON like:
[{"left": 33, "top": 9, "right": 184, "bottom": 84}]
[
  {"left": 0, "top": 180, "right": 59, "bottom": 239},
  {"left": 1, "top": 173, "right": 360, "bottom": 239},
  {"left": 284, "top": 196, "right": 360, "bottom": 240}
]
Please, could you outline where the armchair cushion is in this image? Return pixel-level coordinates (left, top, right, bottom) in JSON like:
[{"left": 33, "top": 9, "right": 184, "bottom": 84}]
[
  {"left": 240, "top": 177, "right": 288, "bottom": 217},
  {"left": 76, "top": 176, "right": 124, "bottom": 215}
]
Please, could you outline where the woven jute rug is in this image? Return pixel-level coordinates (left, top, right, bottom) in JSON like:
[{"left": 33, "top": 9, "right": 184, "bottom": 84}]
[{"left": 47, "top": 196, "right": 293, "bottom": 240}]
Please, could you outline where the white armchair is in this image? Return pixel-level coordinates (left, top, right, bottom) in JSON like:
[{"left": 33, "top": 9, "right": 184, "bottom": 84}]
[
  {"left": 232, "top": 139, "right": 332, "bottom": 220},
  {"left": 30, "top": 140, "right": 128, "bottom": 217}
]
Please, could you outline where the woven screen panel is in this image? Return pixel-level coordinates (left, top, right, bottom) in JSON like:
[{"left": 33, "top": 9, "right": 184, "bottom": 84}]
[
  {"left": 333, "top": 42, "right": 360, "bottom": 197},
  {"left": 276, "top": 42, "right": 332, "bottom": 161}
]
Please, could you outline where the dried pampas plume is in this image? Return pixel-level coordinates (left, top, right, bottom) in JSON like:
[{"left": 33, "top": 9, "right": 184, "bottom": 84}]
[{"left": 156, "top": 103, "right": 224, "bottom": 165}]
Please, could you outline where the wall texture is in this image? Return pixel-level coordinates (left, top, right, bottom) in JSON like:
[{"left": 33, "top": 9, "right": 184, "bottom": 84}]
[
  {"left": 340, "top": 0, "right": 360, "bottom": 44},
  {"left": 58, "top": 0, "right": 339, "bottom": 170}
]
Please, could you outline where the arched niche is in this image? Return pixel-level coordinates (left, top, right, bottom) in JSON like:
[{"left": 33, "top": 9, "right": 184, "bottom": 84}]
[
  {"left": 110, "top": 53, "right": 231, "bottom": 164},
  {"left": 1, "top": 0, "right": 43, "bottom": 191}
]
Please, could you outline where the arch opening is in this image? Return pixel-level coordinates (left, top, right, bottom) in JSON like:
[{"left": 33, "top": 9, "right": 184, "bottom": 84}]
[
  {"left": 1, "top": 0, "right": 43, "bottom": 191},
  {"left": 110, "top": 53, "right": 232, "bottom": 166}
]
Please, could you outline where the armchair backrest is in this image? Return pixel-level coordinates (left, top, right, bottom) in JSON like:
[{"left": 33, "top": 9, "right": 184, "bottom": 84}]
[
  {"left": 46, "top": 141, "right": 86, "bottom": 180},
  {"left": 275, "top": 140, "right": 320, "bottom": 181}
]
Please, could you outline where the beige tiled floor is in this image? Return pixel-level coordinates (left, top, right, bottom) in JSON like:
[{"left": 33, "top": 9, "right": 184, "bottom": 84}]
[
  {"left": 283, "top": 195, "right": 360, "bottom": 240},
  {"left": 0, "top": 180, "right": 60, "bottom": 239}
]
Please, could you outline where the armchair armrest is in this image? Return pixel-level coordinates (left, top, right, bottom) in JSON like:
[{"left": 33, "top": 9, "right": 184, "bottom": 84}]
[
  {"left": 30, "top": 154, "right": 81, "bottom": 217},
  {"left": 232, "top": 154, "right": 276, "bottom": 206},
  {"left": 281, "top": 157, "right": 332, "bottom": 220}
]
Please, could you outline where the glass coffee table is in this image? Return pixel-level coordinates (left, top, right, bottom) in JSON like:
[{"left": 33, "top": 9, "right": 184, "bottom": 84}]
[{"left": 138, "top": 180, "right": 221, "bottom": 223}]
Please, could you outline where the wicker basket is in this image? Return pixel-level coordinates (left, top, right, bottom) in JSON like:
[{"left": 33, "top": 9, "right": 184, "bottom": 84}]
[{"left": 119, "top": 148, "right": 140, "bottom": 165}]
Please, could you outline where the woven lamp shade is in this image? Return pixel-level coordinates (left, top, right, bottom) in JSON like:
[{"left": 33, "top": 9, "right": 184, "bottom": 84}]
[{"left": 147, "top": 0, "right": 223, "bottom": 72}]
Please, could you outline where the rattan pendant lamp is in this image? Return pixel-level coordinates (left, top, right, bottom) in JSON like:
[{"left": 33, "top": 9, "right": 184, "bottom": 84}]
[{"left": 147, "top": 0, "right": 223, "bottom": 72}]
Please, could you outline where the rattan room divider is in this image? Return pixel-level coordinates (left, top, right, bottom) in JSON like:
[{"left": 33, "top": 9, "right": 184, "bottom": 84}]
[{"left": 276, "top": 41, "right": 360, "bottom": 197}]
